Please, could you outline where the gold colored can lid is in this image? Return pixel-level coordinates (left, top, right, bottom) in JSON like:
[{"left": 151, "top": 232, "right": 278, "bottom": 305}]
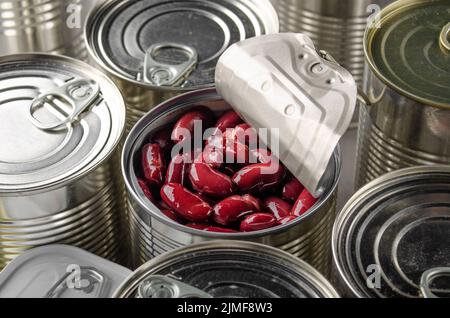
[{"left": 365, "top": 0, "right": 450, "bottom": 108}]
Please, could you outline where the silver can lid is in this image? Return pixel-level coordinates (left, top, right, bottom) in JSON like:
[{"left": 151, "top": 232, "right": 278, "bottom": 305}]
[
  {"left": 0, "top": 54, "right": 125, "bottom": 193},
  {"left": 333, "top": 166, "right": 450, "bottom": 298},
  {"left": 0, "top": 245, "right": 132, "bottom": 298},
  {"left": 85, "top": 0, "right": 278, "bottom": 89},
  {"left": 114, "top": 241, "right": 339, "bottom": 298}
]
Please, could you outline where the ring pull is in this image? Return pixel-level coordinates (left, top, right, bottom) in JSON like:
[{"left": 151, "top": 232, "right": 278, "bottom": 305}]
[
  {"left": 420, "top": 267, "right": 450, "bottom": 298},
  {"left": 46, "top": 267, "right": 107, "bottom": 298},
  {"left": 439, "top": 22, "right": 450, "bottom": 53},
  {"left": 136, "top": 275, "right": 212, "bottom": 298},
  {"left": 143, "top": 43, "right": 198, "bottom": 86},
  {"left": 28, "top": 79, "right": 100, "bottom": 131}
]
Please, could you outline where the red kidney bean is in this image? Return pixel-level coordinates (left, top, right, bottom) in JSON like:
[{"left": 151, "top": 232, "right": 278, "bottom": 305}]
[
  {"left": 232, "top": 162, "right": 285, "bottom": 193},
  {"left": 264, "top": 197, "right": 293, "bottom": 221},
  {"left": 189, "top": 162, "right": 235, "bottom": 198},
  {"left": 142, "top": 143, "right": 165, "bottom": 186},
  {"left": 185, "top": 223, "right": 209, "bottom": 230},
  {"left": 162, "top": 210, "right": 182, "bottom": 223},
  {"left": 160, "top": 183, "right": 212, "bottom": 222},
  {"left": 241, "top": 194, "right": 262, "bottom": 211},
  {"left": 205, "top": 226, "right": 238, "bottom": 233},
  {"left": 152, "top": 129, "right": 173, "bottom": 152},
  {"left": 165, "top": 153, "right": 191, "bottom": 185},
  {"left": 292, "top": 189, "right": 318, "bottom": 217},
  {"left": 171, "top": 108, "right": 213, "bottom": 143},
  {"left": 234, "top": 123, "right": 258, "bottom": 146},
  {"left": 215, "top": 110, "right": 243, "bottom": 132},
  {"left": 137, "top": 178, "right": 155, "bottom": 202},
  {"left": 201, "top": 144, "right": 223, "bottom": 169},
  {"left": 240, "top": 213, "right": 278, "bottom": 232},
  {"left": 282, "top": 178, "right": 305, "bottom": 203},
  {"left": 212, "top": 195, "right": 256, "bottom": 226},
  {"left": 196, "top": 193, "right": 217, "bottom": 206},
  {"left": 277, "top": 215, "right": 297, "bottom": 225}
]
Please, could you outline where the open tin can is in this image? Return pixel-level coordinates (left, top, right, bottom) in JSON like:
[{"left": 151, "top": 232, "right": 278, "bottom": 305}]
[
  {"left": 0, "top": 54, "right": 126, "bottom": 268},
  {"left": 85, "top": 0, "right": 279, "bottom": 131},
  {"left": 356, "top": 0, "right": 450, "bottom": 188},
  {"left": 122, "top": 88, "right": 341, "bottom": 275},
  {"left": 114, "top": 241, "right": 339, "bottom": 298},
  {"left": 333, "top": 166, "right": 450, "bottom": 298}
]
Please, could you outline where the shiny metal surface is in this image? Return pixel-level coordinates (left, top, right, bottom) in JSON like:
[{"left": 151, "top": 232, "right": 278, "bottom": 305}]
[
  {"left": 114, "top": 241, "right": 340, "bottom": 298},
  {"left": 356, "top": 0, "right": 450, "bottom": 188},
  {"left": 0, "top": 54, "right": 126, "bottom": 269},
  {"left": 85, "top": 0, "right": 279, "bottom": 131},
  {"left": 0, "top": 0, "right": 96, "bottom": 59},
  {"left": 333, "top": 166, "right": 450, "bottom": 298},
  {"left": 0, "top": 245, "right": 132, "bottom": 298},
  {"left": 122, "top": 88, "right": 340, "bottom": 276}
]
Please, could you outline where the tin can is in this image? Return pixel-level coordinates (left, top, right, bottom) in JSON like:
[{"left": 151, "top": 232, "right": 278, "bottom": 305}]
[
  {"left": 271, "top": 0, "right": 392, "bottom": 86},
  {"left": 0, "top": 54, "right": 126, "bottom": 269},
  {"left": 114, "top": 241, "right": 339, "bottom": 298},
  {"left": 0, "top": 0, "right": 96, "bottom": 60},
  {"left": 85, "top": 0, "right": 279, "bottom": 131},
  {"left": 356, "top": 0, "right": 450, "bottom": 188},
  {"left": 0, "top": 245, "right": 132, "bottom": 298},
  {"left": 122, "top": 88, "right": 341, "bottom": 276},
  {"left": 332, "top": 166, "right": 450, "bottom": 298}
]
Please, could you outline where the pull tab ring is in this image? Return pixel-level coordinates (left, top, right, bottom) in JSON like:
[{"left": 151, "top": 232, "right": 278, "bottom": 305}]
[
  {"left": 28, "top": 79, "right": 100, "bottom": 131},
  {"left": 143, "top": 43, "right": 198, "bottom": 86},
  {"left": 420, "top": 267, "right": 450, "bottom": 298},
  {"left": 136, "top": 275, "right": 212, "bottom": 298},
  {"left": 440, "top": 23, "right": 450, "bottom": 53}
]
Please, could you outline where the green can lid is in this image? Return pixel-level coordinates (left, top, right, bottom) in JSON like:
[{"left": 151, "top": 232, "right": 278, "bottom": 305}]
[{"left": 366, "top": 0, "right": 450, "bottom": 108}]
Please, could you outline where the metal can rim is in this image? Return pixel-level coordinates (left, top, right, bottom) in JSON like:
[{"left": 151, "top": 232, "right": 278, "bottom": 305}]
[
  {"left": 113, "top": 240, "right": 340, "bottom": 298},
  {"left": 84, "top": 0, "right": 279, "bottom": 91},
  {"left": 122, "top": 87, "right": 341, "bottom": 239},
  {"left": 363, "top": 0, "right": 450, "bottom": 110},
  {"left": 0, "top": 53, "right": 126, "bottom": 195},
  {"left": 332, "top": 165, "right": 450, "bottom": 297}
]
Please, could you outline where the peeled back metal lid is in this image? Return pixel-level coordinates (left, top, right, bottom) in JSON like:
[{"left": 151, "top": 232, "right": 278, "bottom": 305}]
[
  {"left": 0, "top": 54, "right": 125, "bottom": 193},
  {"left": 365, "top": 0, "right": 450, "bottom": 109},
  {"left": 113, "top": 241, "right": 339, "bottom": 298},
  {"left": 85, "top": 0, "right": 279, "bottom": 89},
  {"left": 216, "top": 33, "right": 356, "bottom": 197},
  {"left": 333, "top": 166, "right": 450, "bottom": 298},
  {"left": 0, "top": 245, "right": 132, "bottom": 298}
]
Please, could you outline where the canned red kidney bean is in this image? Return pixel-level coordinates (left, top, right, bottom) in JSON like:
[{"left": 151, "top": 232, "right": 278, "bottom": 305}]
[
  {"left": 264, "top": 197, "right": 293, "bottom": 221},
  {"left": 215, "top": 110, "right": 244, "bottom": 133},
  {"left": 282, "top": 178, "right": 305, "bottom": 203},
  {"left": 171, "top": 107, "right": 213, "bottom": 144},
  {"left": 240, "top": 213, "right": 278, "bottom": 232},
  {"left": 292, "top": 189, "right": 318, "bottom": 217},
  {"left": 189, "top": 162, "right": 235, "bottom": 198},
  {"left": 141, "top": 144, "right": 165, "bottom": 187},
  {"left": 212, "top": 195, "right": 256, "bottom": 226},
  {"left": 160, "top": 183, "right": 212, "bottom": 222},
  {"left": 137, "top": 109, "right": 321, "bottom": 233}
]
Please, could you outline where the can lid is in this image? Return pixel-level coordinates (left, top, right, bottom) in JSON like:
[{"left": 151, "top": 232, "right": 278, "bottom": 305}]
[
  {"left": 85, "top": 0, "right": 278, "bottom": 89},
  {"left": 365, "top": 0, "right": 450, "bottom": 108},
  {"left": 114, "top": 241, "right": 339, "bottom": 298},
  {"left": 333, "top": 166, "right": 450, "bottom": 298},
  {"left": 0, "top": 54, "right": 125, "bottom": 193},
  {"left": 0, "top": 245, "right": 132, "bottom": 298},
  {"left": 215, "top": 33, "right": 356, "bottom": 197}
]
